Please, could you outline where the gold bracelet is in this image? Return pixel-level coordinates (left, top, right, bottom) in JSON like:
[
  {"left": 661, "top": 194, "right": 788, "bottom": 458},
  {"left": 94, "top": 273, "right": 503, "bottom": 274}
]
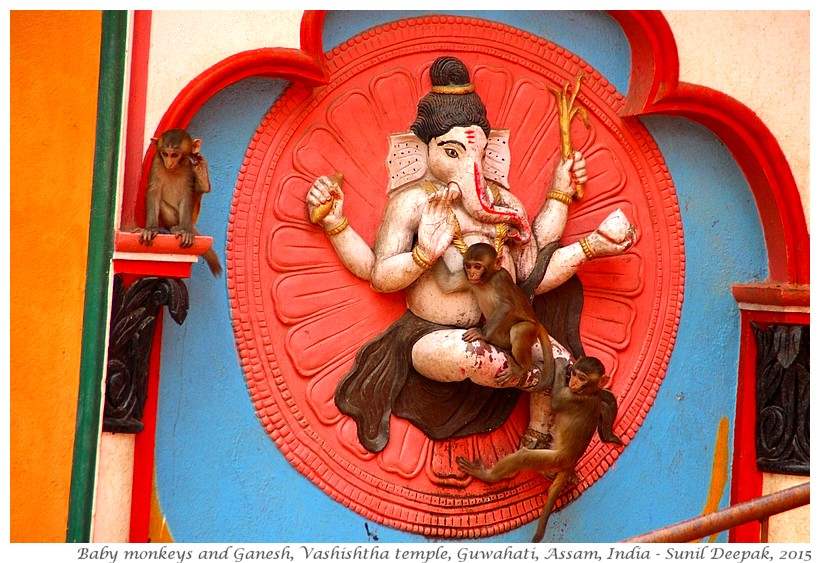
[
  {"left": 579, "top": 237, "right": 595, "bottom": 260},
  {"left": 324, "top": 217, "right": 349, "bottom": 236},
  {"left": 412, "top": 245, "right": 433, "bottom": 269},
  {"left": 547, "top": 190, "right": 573, "bottom": 206}
]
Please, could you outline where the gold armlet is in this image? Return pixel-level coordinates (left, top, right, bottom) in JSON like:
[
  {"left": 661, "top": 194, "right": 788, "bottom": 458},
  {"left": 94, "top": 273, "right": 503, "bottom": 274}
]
[
  {"left": 324, "top": 217, "right": 349, "bottom": 236},
  {"left": 579, "top": 237, "right": 596, "bottom": 260},
  {"left": 412, "top": 245, "right": 433, "bottom": 269},
  {"left": 547, "top": 190, "right": 573, "bottom": 206}
]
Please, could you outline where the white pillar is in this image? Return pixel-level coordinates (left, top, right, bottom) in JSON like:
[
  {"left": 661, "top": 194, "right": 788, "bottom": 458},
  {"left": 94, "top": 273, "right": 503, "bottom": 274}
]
[{"left": 92, "top": 432, "right": 136, "bottom": 542}]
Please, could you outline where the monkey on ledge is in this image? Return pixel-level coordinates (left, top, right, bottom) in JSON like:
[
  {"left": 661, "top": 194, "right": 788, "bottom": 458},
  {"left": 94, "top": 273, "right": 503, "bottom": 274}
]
[{"left": 139, "top": 128, "right": 222, "bottom": 277}]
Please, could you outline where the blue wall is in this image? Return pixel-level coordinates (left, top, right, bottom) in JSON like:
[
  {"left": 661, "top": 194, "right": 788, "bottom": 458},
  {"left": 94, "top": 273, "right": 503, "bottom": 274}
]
[{"left": 155, "top": 11, "right": 767, "bottom": 543}]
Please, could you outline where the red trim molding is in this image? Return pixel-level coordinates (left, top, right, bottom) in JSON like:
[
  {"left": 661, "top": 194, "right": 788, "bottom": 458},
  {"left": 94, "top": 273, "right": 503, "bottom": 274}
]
[
  {"left": 608, "top": 10, "right": 808, "bottom": 285},
  {"left": 606, "top": 17, "right": 810, "bottom": 532},
  {"left": 121, "top": 10, "right": 152, "bottom": 230},
  {"left": 607, "top": 11, "right": 680, "bottom": 114},
  {"left": 125, "top": 11, "right": 330, "bottom": 233},
  {"left": 732, "top": 283, "right": 810, "bottom": 310},
  {"left": 112, "top": 231, "right": 212, "bottom": 279},
  {"left": 154, "top": 11, "right": 327, "bottom": 132},
  {"left": 129, "top": 302, "right": 164, "bottom": 543}
]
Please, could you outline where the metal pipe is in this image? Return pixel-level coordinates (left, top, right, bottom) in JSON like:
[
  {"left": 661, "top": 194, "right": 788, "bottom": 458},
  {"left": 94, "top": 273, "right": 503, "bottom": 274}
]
[{"left": 621, "top": 482, "right": 809, "bottom": 543}]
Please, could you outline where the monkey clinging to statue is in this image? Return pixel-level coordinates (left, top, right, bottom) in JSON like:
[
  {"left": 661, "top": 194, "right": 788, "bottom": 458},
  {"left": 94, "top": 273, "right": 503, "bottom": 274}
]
[
  {"left": 458, "top": 355, "right": 623, "bottom": 543},
  {"left": 139, "top": 128, "right": 222, "bottom": 277},
  {"left": 434, "top": 242, "right": 555, "bottom": 388}
]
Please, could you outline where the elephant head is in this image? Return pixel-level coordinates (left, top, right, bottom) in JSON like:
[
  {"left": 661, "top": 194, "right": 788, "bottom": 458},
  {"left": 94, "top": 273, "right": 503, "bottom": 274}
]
[{"left": 385, "top": 125, "right": 532, "bottom": 243}]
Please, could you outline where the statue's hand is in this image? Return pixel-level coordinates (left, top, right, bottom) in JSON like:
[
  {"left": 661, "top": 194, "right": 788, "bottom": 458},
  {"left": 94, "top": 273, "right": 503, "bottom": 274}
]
[
  {"left": 417, "top": 185, "right": 457, "bottom": 261},
  {"left": 551, "top": 151, "right": 587, "bottom": 196},
  {"left": 586, "top": 225, "right": 636, "bottom": 257},
  {"left": 306, "top": 175, "right": 345, "bottom": 228}
]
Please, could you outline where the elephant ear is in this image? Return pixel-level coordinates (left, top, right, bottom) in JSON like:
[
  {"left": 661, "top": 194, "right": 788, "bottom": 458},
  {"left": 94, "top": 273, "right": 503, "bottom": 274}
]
[
  {"left": 484, "top": 129, "right": 511, "bottom": 190},
  {"left": 386, "top": 131, "right": 428, "bottom": 195}
]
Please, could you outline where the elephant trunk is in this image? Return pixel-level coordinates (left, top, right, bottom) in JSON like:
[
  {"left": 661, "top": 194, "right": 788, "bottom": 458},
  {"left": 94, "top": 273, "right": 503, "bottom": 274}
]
[{"left": 471, "top": 162, "right": 532, "bottom": 243}]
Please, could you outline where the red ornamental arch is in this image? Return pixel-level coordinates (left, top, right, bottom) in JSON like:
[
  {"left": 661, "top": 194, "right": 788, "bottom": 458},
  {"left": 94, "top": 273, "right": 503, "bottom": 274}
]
[{"left": 228, "top": 17, "right": 683, "bottom": 538}]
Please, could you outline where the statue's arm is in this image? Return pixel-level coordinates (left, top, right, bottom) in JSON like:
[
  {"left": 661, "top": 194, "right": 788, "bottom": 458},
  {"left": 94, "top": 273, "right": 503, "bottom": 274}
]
[
  {"left": 326, "top": 225, "right": 375, "bottom": 281},
  {"left": 432, "top": 260, "right": 469, "bottom": 294},
  {"left": 532, "top": 153, "right": 585, "bottom": 247},
  {"left": 370, "top": 186, "right": 457, "bottom": 293},
  {"left": 306, "top": 176, "right": 375, "bottom": 281},
  {"left": 369, "top": 190, "right": 426, "bottom": 293},
  {"left": 533, "top": 228, "right": 635, "bottom": 294},
  {"left": 522, "top": 152, "right": 635, "bottom": 294}
]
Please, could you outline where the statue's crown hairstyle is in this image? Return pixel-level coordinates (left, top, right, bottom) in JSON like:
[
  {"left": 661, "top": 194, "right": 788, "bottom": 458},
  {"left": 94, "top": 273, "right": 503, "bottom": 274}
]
[{"left": 410, "top": 56, "right": 490, "bottom": 144}]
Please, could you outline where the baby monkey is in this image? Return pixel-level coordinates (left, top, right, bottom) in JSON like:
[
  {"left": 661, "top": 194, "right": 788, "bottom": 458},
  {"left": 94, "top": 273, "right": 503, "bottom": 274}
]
[
  {"left": 139, "top": 128, "right": 221, "bottom": 276},
  {"left": 458, "top": 356, "right": 623, "bottom": 542},
  {"left": 434, "top": 242, "right": 554, "bottom": 388}
]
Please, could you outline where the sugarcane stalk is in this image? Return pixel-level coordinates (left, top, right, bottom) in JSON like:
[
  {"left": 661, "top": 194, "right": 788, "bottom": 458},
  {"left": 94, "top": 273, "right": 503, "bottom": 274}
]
[{"left": 549, "top": 75, "right": 589, "bottom": 198}]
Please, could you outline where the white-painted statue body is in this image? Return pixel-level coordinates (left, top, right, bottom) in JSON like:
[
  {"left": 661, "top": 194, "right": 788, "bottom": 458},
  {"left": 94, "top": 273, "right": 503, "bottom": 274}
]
[{"left": 304, "top": 56, "right": 635, "bottom": 443}]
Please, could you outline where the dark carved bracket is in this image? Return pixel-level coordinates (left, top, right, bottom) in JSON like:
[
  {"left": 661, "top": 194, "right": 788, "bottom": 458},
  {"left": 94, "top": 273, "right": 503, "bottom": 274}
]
[
  {"left": 103, "top": 275, "right": 189, "bottom": 433},
  {"left": 752, "top": 323, "right": 810, "bottom": 475}
]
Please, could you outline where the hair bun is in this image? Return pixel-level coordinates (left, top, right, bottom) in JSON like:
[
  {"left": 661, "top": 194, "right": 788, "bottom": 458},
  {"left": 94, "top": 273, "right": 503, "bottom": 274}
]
[{"left": 430, "top": 56, "right": 471, "bottom": 87}]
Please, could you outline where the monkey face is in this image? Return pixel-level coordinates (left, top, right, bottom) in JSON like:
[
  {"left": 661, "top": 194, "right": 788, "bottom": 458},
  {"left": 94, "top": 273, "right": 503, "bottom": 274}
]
[
  {"left": 160, "top": 148, "right": 187, "bottom": 171},
  {"left": 568, "top": 366, "right": 598, "bottom": 394},
  {"left": 154, "top": 129, "right": 200, "bottom": 172},
  {"left": 463, "top": 243, "right": 500, "bottom": 284},
  {"left": 463, "top": 259, "right": 489, "bottom": 284}
]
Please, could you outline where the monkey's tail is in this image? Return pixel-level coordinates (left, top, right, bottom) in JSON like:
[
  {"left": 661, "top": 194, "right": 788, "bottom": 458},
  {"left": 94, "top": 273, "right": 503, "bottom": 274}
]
[
  {"left": 532, "top": 469, "right": 574, "bottom": 542},
  {"left": 203, "top": 248, "right": 222, "bottom": 277},
  {"left": 537, "top": 324, "right": 556, "bottom": 387}
]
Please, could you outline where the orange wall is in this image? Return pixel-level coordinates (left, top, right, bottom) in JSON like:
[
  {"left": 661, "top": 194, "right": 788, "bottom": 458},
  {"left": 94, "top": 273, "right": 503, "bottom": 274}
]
[{"left": 10, "top": 10, "right": 102, "bottom": 542}]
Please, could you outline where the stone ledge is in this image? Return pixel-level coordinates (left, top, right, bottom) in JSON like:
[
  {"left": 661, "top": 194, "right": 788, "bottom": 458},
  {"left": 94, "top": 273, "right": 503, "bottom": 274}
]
[{"left": 113, "top": 231, "right": 214, "bottom": 278}]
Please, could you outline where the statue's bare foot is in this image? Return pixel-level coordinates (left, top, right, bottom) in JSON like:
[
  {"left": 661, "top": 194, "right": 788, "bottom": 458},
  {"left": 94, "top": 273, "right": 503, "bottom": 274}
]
[{"left": 520, "top": 427, "right": 551, "bottom": 450}]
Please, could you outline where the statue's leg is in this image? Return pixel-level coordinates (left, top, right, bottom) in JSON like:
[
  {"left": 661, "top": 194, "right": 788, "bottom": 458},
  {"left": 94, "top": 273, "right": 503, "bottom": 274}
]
[
  {"left": 412, "top": 328, "right": 518, "bottom": 385},
  {"left": 522, "top": 391, "right": 553, "bottom": 449},
  {"left": 411, "top": 329, "right": 569, "bottom": 387}
]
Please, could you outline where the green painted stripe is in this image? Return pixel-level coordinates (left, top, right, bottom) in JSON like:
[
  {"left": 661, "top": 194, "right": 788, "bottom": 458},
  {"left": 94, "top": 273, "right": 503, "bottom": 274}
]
[{"left": 66, "top": 10, "right": 128, "bottom": 543}]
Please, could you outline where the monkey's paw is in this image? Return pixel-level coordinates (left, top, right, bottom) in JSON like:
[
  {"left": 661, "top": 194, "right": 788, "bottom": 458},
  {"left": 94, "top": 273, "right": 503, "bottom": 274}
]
[
  {"left": 139, "top": 227, "right": 158, "bottom": 246},
  {"left": 456, "top": 456, "right": 488, "bottom": 478},
  {"left": 462, "top": 328, "right": 484, "bottom": 342},
  {"left": 495, "top": 366, "right": 526, "bottom": 387},
  {"left": 171, "top": 226, "right": 195, "bottom": 248}
]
